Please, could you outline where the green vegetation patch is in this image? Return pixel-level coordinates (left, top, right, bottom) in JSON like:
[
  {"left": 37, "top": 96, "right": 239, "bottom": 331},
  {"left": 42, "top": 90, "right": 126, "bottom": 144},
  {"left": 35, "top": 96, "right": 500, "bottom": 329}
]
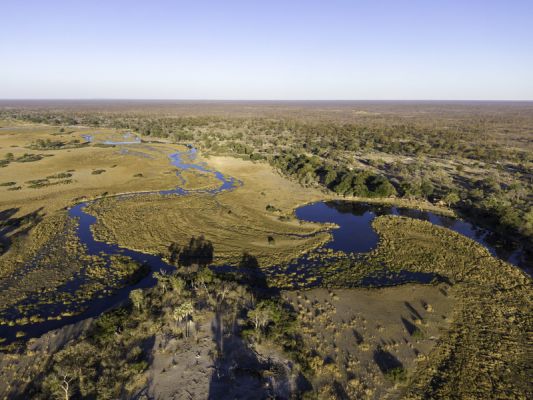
[
  {"left": 46, "top": 172, "right": 73, "bottom": 179},
  {"left": 25, "top": 178, "right": 74, "bottom": 189},
  {"left": 28, "top": 138, "right": 84, "bottom": 150}
]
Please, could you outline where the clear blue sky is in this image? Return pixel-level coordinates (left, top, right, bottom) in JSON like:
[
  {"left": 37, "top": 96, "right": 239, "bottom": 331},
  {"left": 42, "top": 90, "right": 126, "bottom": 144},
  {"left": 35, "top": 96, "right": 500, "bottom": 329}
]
[{"left": 1, "top": 0, "right": 532, "bottom": 100}]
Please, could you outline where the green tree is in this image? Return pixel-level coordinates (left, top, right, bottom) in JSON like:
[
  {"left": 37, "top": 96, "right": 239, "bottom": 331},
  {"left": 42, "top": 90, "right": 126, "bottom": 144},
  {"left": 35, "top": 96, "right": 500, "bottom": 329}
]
[
  {"left": 173, "top": 300, "right": 194, "bottom": 337},
  {"left": 168, "top": 274, "right": 186, "bottom": 294},
  {"left": 367, "top": 175, "right": 397, "bottom": 197},
  {"left": 522, "top": 207, "right": 533, "bottom": 236},
  {"left": 443, "top": 191, "right": 460, "bottom": 207},
  {"left": 333, "top": 172, "right": 355, "bottom": 195},
  {"left": 420, "top": 180, "right": 434, "bottom": 198},
  {"left": 129, "top": 289, "right": 143, "bottom": 312},
  {"left": 400, "top": 181, "right": 421, "bottom": 199},
  {"left": 323, "top": 167, "right": 337, "bottom": 187},
  {"left": 43, "top": 342, "right": 97, "bottom": 399}
]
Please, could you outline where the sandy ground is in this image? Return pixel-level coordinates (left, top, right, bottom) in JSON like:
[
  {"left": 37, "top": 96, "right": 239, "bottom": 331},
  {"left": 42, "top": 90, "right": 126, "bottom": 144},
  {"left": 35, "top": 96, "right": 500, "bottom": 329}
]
[
  {"left": 283, "top": 284, "right": 455, "bottom": 399},
  {"left": 147, "top": 316, "right": 216, "bottom": 400},
  {"left": 146, "top": 312, "right": 300, "bottom": 400}
]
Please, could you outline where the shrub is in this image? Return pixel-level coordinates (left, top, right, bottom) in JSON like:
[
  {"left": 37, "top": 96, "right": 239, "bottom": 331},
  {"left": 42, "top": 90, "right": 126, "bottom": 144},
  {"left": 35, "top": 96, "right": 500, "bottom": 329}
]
[{"left": 384, "top": 367, "right": 407, "bottom": 382}]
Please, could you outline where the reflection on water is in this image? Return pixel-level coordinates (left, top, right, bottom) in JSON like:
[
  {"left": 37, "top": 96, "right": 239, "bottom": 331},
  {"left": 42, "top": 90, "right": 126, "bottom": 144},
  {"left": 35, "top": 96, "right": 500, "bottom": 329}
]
[
  {"left": 2, "top": 148, "right": 529, "bottom": 344},
  {"left": 0, "top": 147, "right": 241, "bottom": 344},
  {"left": 295, "top": 201, "right": 379, "bottom": 253},
  {"left": 296, "top": 201, "right": 529, "bottom": 273}
]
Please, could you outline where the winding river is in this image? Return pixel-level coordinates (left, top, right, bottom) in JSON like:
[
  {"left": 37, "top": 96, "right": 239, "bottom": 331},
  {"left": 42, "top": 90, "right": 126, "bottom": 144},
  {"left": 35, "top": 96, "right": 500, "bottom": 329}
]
[{"left": 0, "top": 141, "right": 528, "bottom": 344}]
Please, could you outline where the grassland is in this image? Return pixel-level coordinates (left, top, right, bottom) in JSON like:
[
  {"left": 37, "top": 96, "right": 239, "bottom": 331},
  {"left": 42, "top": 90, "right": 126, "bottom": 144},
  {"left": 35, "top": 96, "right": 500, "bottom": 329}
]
[
  {"left": 0, "top": 121, "right": 229, "bottom": 344},
  {"left": 369, "top": 216, "right": 532, "bottom": 399},
  {"left": 270, "top": 216, "right": 531, "bottom": 398},
  {"left": 0, "top": 121, "right": 192, "bottom": 216},
  {"left": 0, "top": 109, "right": 531, "bottom": 399},
  {"left": 283, "top": 284, "right": 455, "bottom": 399},
  {"left": 86, "top": 155, "right": 330, "bottom": 267},
  {"left": 3, "top": 212, "right": 529, "bottom": 399},
  {"left": 0, "top": 121, "right": 332, "bottom": 349}
]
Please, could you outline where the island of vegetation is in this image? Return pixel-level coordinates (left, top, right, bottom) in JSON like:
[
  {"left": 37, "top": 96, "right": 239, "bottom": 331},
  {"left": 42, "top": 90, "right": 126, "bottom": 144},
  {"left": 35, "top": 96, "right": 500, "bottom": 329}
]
[{"left": 0, "top": 101, "right": 531, "bottom": 399}]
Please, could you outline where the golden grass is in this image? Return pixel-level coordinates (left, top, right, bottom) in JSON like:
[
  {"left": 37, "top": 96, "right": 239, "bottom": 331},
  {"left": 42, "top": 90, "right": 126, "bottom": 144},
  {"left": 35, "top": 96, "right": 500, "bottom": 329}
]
[
  {"left": 0, "top": 123, "right": 194, "bottom": 216},
  {"left": 1, "top": 121, "right": 530, "bottom": 399},
  {"left": 88, "top": 155, "right": 330, "bottom": 267},
  {"left": 369, "top": 216, "right": 532, "bottom": 399}
]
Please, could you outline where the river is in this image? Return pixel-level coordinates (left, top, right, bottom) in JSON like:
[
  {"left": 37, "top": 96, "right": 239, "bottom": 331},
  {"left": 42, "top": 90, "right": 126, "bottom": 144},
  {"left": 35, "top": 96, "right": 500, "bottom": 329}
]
[{"left": 0, "top": 142, "right": 528, "bottom": 344}]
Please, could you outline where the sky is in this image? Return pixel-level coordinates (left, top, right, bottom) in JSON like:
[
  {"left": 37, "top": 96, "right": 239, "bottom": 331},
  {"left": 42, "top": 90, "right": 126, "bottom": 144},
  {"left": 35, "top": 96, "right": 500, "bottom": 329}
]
[{"left": 1, "top": 0, "right": 532, "bottom": 100}]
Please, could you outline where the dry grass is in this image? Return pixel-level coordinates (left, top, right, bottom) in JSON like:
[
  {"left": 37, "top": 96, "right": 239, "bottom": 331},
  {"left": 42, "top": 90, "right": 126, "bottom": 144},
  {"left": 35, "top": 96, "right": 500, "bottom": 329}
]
[
  {"left": 281, "top": 217, "right": 532, "bottom": 399},
  {"left": 0, "top": 121, "right": 530, "bottom": 399},
  {"left": 370, "top": 216, "right": 532, "bottom": 399},
  {"left": 88, "top": 156, "right": 330, "bottom": 267},
  {"left": 0, "top": 122, "right": 193, "bottom": 216}
]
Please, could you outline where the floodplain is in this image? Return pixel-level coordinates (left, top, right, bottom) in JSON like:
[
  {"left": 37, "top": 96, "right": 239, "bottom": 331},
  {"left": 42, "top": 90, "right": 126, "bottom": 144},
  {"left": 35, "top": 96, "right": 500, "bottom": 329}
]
[{"left": 0, "top": 103, "right": 531, "bottom": 399}]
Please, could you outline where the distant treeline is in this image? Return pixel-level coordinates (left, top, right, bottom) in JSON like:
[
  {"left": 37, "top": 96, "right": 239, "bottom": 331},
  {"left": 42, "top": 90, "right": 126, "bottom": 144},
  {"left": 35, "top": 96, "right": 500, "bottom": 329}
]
[{"left": 1, "top": 108, "right": 531, "bottom": 248}]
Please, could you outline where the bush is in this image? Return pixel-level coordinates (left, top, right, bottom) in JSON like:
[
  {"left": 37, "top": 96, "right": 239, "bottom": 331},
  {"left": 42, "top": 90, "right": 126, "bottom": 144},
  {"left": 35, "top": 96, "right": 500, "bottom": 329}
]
[
  {"left": 384, "top": 367, "right": 407, "bottom": 382},
  {"left": 266, "top": 204, "right": 281, "bottom": 212}
]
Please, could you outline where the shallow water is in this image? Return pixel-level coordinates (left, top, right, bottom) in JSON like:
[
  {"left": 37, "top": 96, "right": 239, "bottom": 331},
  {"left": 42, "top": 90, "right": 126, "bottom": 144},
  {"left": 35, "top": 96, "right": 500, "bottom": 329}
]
[
  {"left": 82, "top": 132, "right": 141, "bottom": 145},
  {"left": 0, "top": 147, "right": 240, "bottom": 343},
  {"left": 295, "top": 201, "right": 528, "bottom": 272},
  {"left": 0, "top": 146, "right": 528, "bottom": 344}
]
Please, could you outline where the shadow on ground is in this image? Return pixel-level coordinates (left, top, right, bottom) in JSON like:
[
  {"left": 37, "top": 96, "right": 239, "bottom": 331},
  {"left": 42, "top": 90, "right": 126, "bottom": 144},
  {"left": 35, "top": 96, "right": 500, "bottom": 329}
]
[
  {"left": 0, "top": 207, "right": 44, "bottom": 255},
  {"left": 208, "top": 252, "right": 309, "bottom": 399},
  {"left": 373, "top": 345, "right": 404, "bottom": 374}
]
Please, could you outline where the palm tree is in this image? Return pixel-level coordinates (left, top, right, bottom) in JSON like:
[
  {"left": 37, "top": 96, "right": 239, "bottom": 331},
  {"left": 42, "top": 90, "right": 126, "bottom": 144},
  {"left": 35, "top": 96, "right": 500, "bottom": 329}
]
[{"left": 173, "top": 301, "right": 194, "bottom": 337}]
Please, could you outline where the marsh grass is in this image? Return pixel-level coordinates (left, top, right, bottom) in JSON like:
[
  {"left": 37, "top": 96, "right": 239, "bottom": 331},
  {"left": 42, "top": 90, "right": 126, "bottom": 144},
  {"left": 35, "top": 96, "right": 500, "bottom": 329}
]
[{"left": 370, "top": 216, "right": 532, "bottom": 399}]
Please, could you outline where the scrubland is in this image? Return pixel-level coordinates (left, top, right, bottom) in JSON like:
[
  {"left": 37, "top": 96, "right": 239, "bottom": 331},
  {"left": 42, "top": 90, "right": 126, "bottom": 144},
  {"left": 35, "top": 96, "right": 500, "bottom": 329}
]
[{"left": 0, "top": 102, "right": 531, "bottom": 399}]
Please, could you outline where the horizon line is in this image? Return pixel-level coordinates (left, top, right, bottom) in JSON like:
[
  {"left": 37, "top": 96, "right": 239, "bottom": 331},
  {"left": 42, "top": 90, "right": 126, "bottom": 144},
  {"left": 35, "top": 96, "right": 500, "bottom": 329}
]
[{"left": 1, "top": 98, "right": 532, "bottom": 103}]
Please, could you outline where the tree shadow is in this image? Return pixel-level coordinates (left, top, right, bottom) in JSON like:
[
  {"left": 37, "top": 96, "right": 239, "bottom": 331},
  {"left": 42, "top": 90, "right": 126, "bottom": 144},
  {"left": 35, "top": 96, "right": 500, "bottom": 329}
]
[
  {"left": 236, "top": 252, "right": 269, "bottom": 291},
  {"left": 207, "top": 252, "right": 307, "bottom": 399},
  {"left": 352, "top": 328, "right": 364, "bottom": 345},
  {"left": 208, "top": 308, "right": 273, "bottom": 399},
  {"left": 0, "top": 207, "right": 44, "bottom": 255},
  {"left": 373, "top": 345, "right": 404, "bottom": 374},
  {"left": 327, "top": 200, "right": 372, "bottom": 216},
  {"left": 404, "top": 301, "right": 423, "bottom": 320},
  {"left": 401, "top": 317, "right": 418, "bottom": 336},
  {"left": 168, "top": 235, "right": 214, "bottom": 267},
  {"left": 332, "top": 380, "right": 351, "bottom": 400}
]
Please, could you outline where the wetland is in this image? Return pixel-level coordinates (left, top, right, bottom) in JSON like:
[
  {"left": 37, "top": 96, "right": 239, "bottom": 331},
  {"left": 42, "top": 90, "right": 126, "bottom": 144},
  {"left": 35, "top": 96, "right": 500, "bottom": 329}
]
[{"left": 0, "top": 102, "right": 531, "bottom": 399}]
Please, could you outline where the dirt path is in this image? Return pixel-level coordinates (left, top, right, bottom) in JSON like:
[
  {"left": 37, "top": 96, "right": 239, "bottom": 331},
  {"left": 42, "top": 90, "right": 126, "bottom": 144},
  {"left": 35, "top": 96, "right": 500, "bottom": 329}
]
[{"left": 147, "top": 317, "right": 216, "bottom": 400}]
